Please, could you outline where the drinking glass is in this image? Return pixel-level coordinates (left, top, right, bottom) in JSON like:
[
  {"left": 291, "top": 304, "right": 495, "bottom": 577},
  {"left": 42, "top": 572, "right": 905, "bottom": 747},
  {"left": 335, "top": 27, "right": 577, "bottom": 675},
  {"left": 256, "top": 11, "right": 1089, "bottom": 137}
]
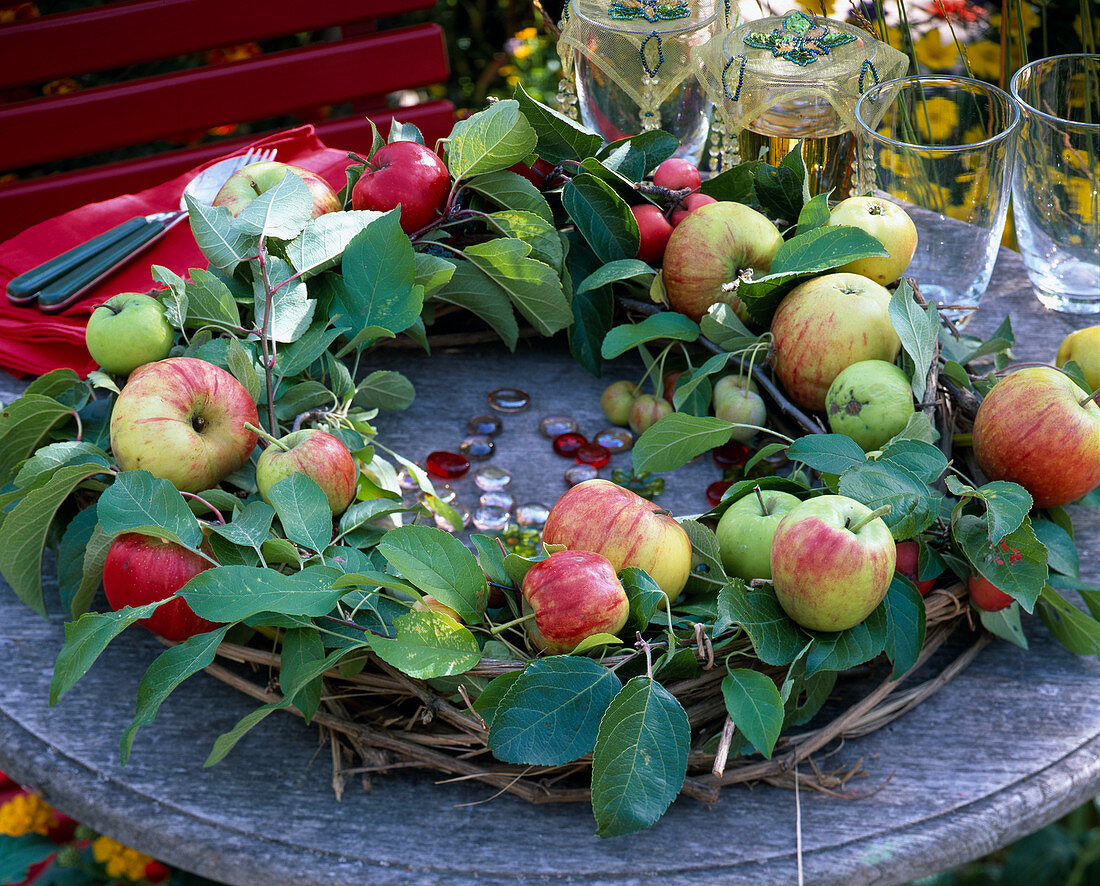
[
  {"left": 1010, "top": 54, "right": 1100, "bottom": 314},
  {"left": 854, "top": 76, "right": 1020, "bottom": 317}
]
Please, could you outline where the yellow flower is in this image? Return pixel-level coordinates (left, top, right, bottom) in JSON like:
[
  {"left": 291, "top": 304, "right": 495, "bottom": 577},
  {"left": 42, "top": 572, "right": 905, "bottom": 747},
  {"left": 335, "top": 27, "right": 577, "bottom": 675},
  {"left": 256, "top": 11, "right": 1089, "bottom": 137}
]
[
  {"left": 92, "top": 835, "right": 156, "bottom": 882},
  {"left": 878, "top": 149, "right": 912, "bottom": 177},
  {"left": 881, "top": 26, "right": 906, "bottom": 50},
  {"left": 516, "top": 27, "right": 538, "bottom": 41},
  {"left": 914, "top": 29, "right": 958, "bottom": 70},
  {"left": 1065, "top": 176, "right": 1100, "bottom": 224},
  {"left": 965, "top": 40, "right": 1001, "bottom": 80},
  {"left": 513, "top": 43, "right": 531, "bottom": 60},
  {"left": 0, "top": 793, "right": 57, "bottom": 837},
  {"left": 991, "top": 2, "right": 1040, "bottom": 35},
  {"left": 914, "top": 96, "right": 960, "bottom": 141}
]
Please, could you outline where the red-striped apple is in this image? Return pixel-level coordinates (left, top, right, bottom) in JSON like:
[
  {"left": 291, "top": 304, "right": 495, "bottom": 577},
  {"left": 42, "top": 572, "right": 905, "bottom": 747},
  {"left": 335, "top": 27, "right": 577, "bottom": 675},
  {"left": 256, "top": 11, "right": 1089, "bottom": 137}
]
[
  {"left": 213, "top": 161, "right": 340, "bottom": 219},
  {"left": 255, "top": 429, "right": 358, "bottom": 515}
]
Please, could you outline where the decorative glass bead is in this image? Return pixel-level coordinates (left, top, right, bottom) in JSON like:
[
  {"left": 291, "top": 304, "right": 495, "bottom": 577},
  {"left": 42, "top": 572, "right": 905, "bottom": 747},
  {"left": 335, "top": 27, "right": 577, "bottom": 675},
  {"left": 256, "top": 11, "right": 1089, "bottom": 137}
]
[
  {"left": 575, "top": 442, "right": 611, "bottom": 469},
  {"left": 425, "top": 451, "right": 470, "bottom": 480},
  {"left": 467, "top": 414, "right": 503, "bottom": 437},
  {"left": 397, "top": 466, "right": 421, "bottom": 491},
  {"left": 552, "top": 432, "right": 587, "bottom": 457},
  {"left": 712, "top": 441, "right": 750, "bottom": 469},
  {"left": 419, "top": 484, "right": 457, "bottom": 505},
  {"left": 487, "top": 387, "right": 530, "bottom": 413},
  {"left": 515, "top": 502, "right": 551, "bottom": 528},
  {"left": 474, "top": 465, "right": 513, "bottom": 491},
  {"left": 473, "top": 505, "right": 510, "bottom": 532},
  {"left": 595, "top": 427, "right": 634, "bottom": 453},
  {"left": 434, "top": 503, "right": 470, "bottom": 533},
  {"left": 565, "top": 463, "right": 598, "bottom": 486},
  {"left": 706, "top": 480, "right": 734, "bottom": 506},
  {"left": 459, "top": 435, "right": 495, "bottom": 461},
  {"left": 539, "top": 415, "right": 580, "bottom": 439},
  {"left": 479, "top": 490, "right": 515, "bottom": 510}
]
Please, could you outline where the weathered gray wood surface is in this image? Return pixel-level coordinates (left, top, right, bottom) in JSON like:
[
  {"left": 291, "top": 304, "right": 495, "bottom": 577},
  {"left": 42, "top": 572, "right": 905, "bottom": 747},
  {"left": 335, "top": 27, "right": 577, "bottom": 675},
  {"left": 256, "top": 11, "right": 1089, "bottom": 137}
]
[{"left": 0, "top": 247, "right": 1098, "bottom": 886}]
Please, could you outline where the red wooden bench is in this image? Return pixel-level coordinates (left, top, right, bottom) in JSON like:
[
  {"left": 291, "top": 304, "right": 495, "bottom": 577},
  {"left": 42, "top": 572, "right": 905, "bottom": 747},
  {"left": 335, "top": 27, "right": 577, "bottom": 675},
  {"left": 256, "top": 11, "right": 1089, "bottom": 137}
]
[{"left": 0, "top": 0, "right": 454, "bottom": 241}]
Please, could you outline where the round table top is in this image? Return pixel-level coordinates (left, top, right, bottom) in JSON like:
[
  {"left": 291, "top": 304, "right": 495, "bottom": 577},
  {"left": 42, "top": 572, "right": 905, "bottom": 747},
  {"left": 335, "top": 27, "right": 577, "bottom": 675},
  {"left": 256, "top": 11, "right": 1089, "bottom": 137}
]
[{"left": 0, "top": 246, "right": 1098, "bottom": 886}]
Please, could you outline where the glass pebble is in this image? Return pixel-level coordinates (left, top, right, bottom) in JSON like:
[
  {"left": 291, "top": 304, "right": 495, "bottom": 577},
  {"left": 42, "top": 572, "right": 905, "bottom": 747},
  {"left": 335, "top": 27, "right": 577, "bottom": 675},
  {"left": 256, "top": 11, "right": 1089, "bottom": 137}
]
[
  {"left": 474, "top": 464, "right": 513, "bottom": 491},
  {"left": 575, "top": 442, "right": 611, "bottom": 469},
  {"left": 397, "top": 467, "right": 421, "bottom": 491},
  {"left": 595, "top": 427, "right": 634, "bottom": 453},
  {"left": 488, "top": 387, "right": 530, "bottom": 413},
  {"left": 515, "top": 502, "right": 551, "bottom": 528},
  {"left": 431, "top": 484, "right": 457, "bottom": 504},
  {"left": 459, "top": 435, "right": 496, "bottom": 461},
  {"left": 473, "top": 505, "right": 510, "bottom": 532},
  {"left": 467, "top": 414, "right": 503, "bottom": 437},
  {"left": 713, "top": 441, "right": 750, "bottom": 469},
  {"left": 552, "top": 432, "right": 587, "bottom": 457},
  {"left": 706, "top": 480, "right": 734, "bottom": 506},
  {"left": 539, "top": 415, "right": 579, "bottom": 439},
  {"left": 426, "top": 451, "right": 470, "bottom": 480},
  {"left": 434, "top": 503, "right": 470, "bottom": 533},
  {"left": 565, "top": 463, "right": 598, "bottom": 486},
  {"left": 479, "top": 491, "right": 515, "bottom": 510}
]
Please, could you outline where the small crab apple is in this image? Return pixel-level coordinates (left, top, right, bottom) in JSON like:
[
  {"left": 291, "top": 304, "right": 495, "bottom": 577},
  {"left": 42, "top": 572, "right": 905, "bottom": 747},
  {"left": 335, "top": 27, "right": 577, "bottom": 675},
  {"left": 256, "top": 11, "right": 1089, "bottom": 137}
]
[
  {"left": 670, "top": 192, "right": 717, "bottom": 228},
  {"left": 631, "top": 204, "right": 674, "bottom": 265},
  {"left": 895, "top": 540, "right": 936, "bottom": 596},
  {"left": 628, "top": 393, "right": 672, "bottom": 435},
  {"left": 968, "top": 574, "right": 1012, "bottom": 612},
  {"left": 600, "top": 380, "right": 641, "bottom": 425},
  {"left": 653, "top": 158, "right": 702, "bottom": 191}
]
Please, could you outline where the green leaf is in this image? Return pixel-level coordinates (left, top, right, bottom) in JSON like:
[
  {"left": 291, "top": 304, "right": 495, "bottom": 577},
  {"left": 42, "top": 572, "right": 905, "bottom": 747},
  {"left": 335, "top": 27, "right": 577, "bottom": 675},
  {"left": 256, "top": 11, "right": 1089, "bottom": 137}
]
[
  {"left": 679, "top": 518, "right": 727, "bottom": 595},
  {"left": 436, "top": 261, "right": 520, "bottom": 351},
  {"left": 877, "top": 439, "right": 949, "bottom": 485},
  {"left": 50, "top": 602, "right": 164, "bottom": 703},
  {"left": 561, "top": 173, "right": 639, "bottom": 264},
  {"left": 721, "top": 668, "right": 784, "bottom": 758},
  {"left": 0, "top": 462, "right": 115, "bottom": 616},
  {"left": 369, "top": 610, "right": 481, "bottom": 679},
  {"left": 954, "top": 515, "right": 1048, "bottom": 613},
  {"left": 96, "top": 470, "right": 203, "bottom": 549},
  {"left": 266, "top": 474, "right": 333, "bottom": 552},
  {"left": 1037, "top": 586, "right": 1100, "bottom": 659},
  {"left": 14, "top": 441, "right": 109, "bottom": 489},
  {"left": 795, "top": 193, "right": 831, "bottom": 235},
  {"left": 387, "top": 119, "right": 424, "bottom": 144},
  {"left": 274, "top": 320, "right": 346, "bottom": 377},
  {"left": 463, "top": 238, "right": 571, "bottom": 336},
  {"left": 464, "top": 169, "right": 553, "bottom": 223},
  {"left": 153, "top": 265, "right": 188, "bottom": 327},
  {"left": 376, "top": 525, "right": 488, "bottom": 623},
  {"left": 279, "top": 626, "right": 327, "bottom": 722},
  {"left": 591, "top": 676, "right": 689, "bottom": 837},
  {"left": 889, "top": 280, "right": 938, "bottom": 402},
  {"left": 235, "top": 169, "right": 313, "bottom": 240},
  {"left": 978, "top": 481, "right": 1034, "bottom": 547},
  {"left": 699, "top": 303, "right": 757, "bottom": 351},
  {"left": 473, "top": 671, "right": 522, "bottom": 728},
  {"left": 488, "top": 210, "right": 563, "bottom": 270},
  {"left": 769, "top": 225, "right": 889, "bottom": 276},
  {"left": 961, "top": 313, "right": 1015, "bottom": 364},
  {"left": 180, "top": 564, "right": 343, "bottom": 621},
  {"left": 754, "top": 147, "right": 808, "bottom": 222},
  {"left": 576, "top": 259, "right": 654, "bottom": 295},
  {"left": 632, "top": 413, "right": 733, "bottom": 473},
  {"left": 601, "top": 312, "right": 700, "bottom": 359},
  {"left": 980, "top": 605, "right": 1028, "bottom": 649},
  {"left": 514, "top": 83, "right": 603, "bottom": 164},
  {"left": 0, "top": 393, "right": 75, "bottom": 484},
  {"left": 699, "top": 161, "right": 759, "bottom": 203},
  {"left": 185, "top": 196, "right": 256, "bottom": 272},
  {"left": 805, "top": 604, "right": 888, "bottom": 677},
  {"left": 488, "top": 657, "right": 622, "bottom": 765},
  {"left": 717, "top": 582, "right": 809, "bottom": 665},
  {"left": 286, "top": 210, "right": 383, "bottom": 279},
  {"left": 0, "top": 834, "right": 59, "bottom": 883},
  {"left": 413, "top": 251, "right": 456, "bottom": 297},
  {"left": 567, "top": 236, "right": 615, "bottom": 376},
  {"left": 120, "top": 625, "right": 230, "bottom": 763},
  {"left": 1033, "top": 519, "right": 1078, "bottom": 577},
  {"left": 839, "top": 461, "right": 942, "bottom": 540},
  {"left": 183, "top": 267, "right": 242, "bottom": 331},
  {"left": 56, "top": 509, "right": 111, "bottom": 618},
  {"left": 470, "top": 534, "right": 511, "bottom": 587},
  {"left": 273, "top": 380, "right": 332, "bottom": 421},
  {"left": 785, "top": 434, "right": 866, "bottom": 475},
  {"left": 598, "top": 130, "right": 679, "bottom": 178},
  {"left": 225, "top": 338, "right": 262, "bottom": 402},
  {"left": 253, "top": 254, "right": 314, "bottom": 343},
  {"left": 883, "top": 576, "right": 926, "bottom": 679},
  {"left": 339, "top": 213, "right": 421, "bottom": 334},
  {"left": 448, "top": 99, "right": 538, "bottom": 180},
  {"left": 353, "top": 370, "right": 416, "bottom": 411},
  {"left": 619, "top": 566, "right": 667, "bottom": 628}
]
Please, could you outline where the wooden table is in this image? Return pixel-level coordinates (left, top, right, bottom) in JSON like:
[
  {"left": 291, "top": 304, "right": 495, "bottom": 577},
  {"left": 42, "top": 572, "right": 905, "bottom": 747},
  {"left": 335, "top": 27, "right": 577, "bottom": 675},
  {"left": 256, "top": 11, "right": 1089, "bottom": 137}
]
[{"left": 0, "top": 246, "right": 1097, "bottom": 886}]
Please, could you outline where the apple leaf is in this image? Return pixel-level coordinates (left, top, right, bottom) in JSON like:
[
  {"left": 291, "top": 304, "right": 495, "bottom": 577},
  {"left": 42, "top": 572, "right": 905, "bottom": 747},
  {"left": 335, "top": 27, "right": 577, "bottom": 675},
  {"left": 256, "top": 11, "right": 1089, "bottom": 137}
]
[
  {"left": 839, "top": 460, "right": 943, "bottom": 540},
  {"left": 597, "top": 130, "right": 679, "bottom": 179},
  {"left": 13, "top": 441, "right": 109, "bottom": 490},
  {"left": 340, "top": 212, "right": 421, "bottom": 335},
  {"left": 1037, "top": 586, "right": 1100, "bottom": 659},
  {"left": 473, "top": 671, "right": 522, "bottom": 729},
  {"left": 601, "top": 312, "right": 699, "bottom": 360},
  {"left": 678, "top": 519, "right": 727, "bottom": 597},
  {"left": 668, "top": 351, "right": 734, "bottom": 410},
  {"left": 721, "top": 668, "right": 784, "bottom": 758},
  {"left": 353, "top": 370, "right": 416, "bottom": 412},
  {"left": 566, "top": 232, "right": 615, "bottom": 377},
  {"left": 795, "top": 193, "right": 832, "bottom": 235},
  {"left": 591, "top": 676, "right": 689, "bottom": 838},
  {"left": 786, "top": 434, "right": 866, "bottom": 475},
  {"left": 376, "top": 525, "right": 488, "bottom": 624},
  {"left": 387, "top": 119, "right": 424, "bottom": 144},
  {"left": 207, "top": 501, "right": 275, "bottom": 554},
  {"left": 513, "top": 83, "right": 603, "bottom": 165},
  {"left": 185, "top": 195, "right": 256, "bottom": 273},
  {"left": 1033, "top": 518, "right": 1079, "bottom": 578},
  {"left": 235, "top": 168, "right": 313, "bottom": 241},
  {"left": 285, "top": 210, "right": 384, "bottom": 279},
  {"left": 278, "top": 626, "right": 327, "bottom": 723},
  {"left": 253, "top": 255, "right": 315, "bottom": 344},
  {"left": 769, "top": 225, "right": 889, "bottom": 276},
  {"left": 619, "top": 567, "right": 667, "bottom": 629},
  {"left": 464, "top": 170, "right": 554, "bottom": 224},
  {"left": 95, "top": 470, "right": 204, "bottom": 551},
  {"left": 781, "top": 659, "right": 837, "bottom": 727},
  {"left": 179, "top": 564, "right": 343, "bottom": 621},
  {"left": 413, "top": 251, "right": 456, "bottom": 297},
  {"left": 0, "top": 394, "right": 76, "bottom": 485},
  {"left": 119, "top": 624, "right": 231, "bottom": 764},
  {"left": 890, "top": 280, "right": 939, "bottom": 402},
  {"left": 699, "top": 161, "right": 759, "bottom": 204},
  {"left": 265, "top": 474, "right": 333, "bottom": 553},
  {"left": 699, "top": 303, "right": 758, "bottom": 353},
  {"left": 575, "top": 259, "right": 653, "bottom": 296},
  {"left": 729, "top": 268, "right": 807, "bottom": 326},
  {"left": 447, "top": 99, "right": 538, "bottom": 180},
  {"left": 463, "top": 238, "right": 572, "bottom": 337},
  {"left": 369, "top": 610, "right": 481, "bottom": 680},
  {"left": 469, "top": 534, "right": 511, "bottom": 588},
  {"left": 59, "top": 512, "right": 112, "bottom": 619},
  {"left": 435, "top": 261, "right": 520, "bottom": 351},
  {"left": 561, "top": 173, "right": 639, "bottom": 265},
  {"left": 488, "top": 657, "right": 622, "bottom": 765},
  {"left": 184, "top": 267, "right": 241, "bottom": 332},
  {"left": 717, "top": 582, "right": 809, "bottom": 666},
  {"left": 980, "top": 604, "right": 1028, "bottom": 650},
  {"left": 804, "top": 604, "right": 888, "bottom": 677},
  {"left": 953, "top": 515, "right": 1048, "bottom": 613},
  {"left": 579, "top": 156, "right": 641, "bottom": 203},
  {"left": 489, "top": 210, "right": 563, "bottom": 271},
  {"left": 882, "top": 576, "right": 926, "bottom": 679},
  {"left": 753, "top": 146, "right": 808, "bottom": 223},
  {"left": 273, "top": 319, "right": 346, "bottom": 377},
  {"left": 877, "top": 440, "right": 949, "bottom": 486},
  {"left": 632, "top": 413, "right": 733, "bottom": 474}
]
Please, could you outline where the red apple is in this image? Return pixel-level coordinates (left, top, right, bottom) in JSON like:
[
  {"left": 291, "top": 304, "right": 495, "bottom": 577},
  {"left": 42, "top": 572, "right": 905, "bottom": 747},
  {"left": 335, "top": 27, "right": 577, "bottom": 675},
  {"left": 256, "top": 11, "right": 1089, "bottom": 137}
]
[
  {"left": 631, "top": 204, "right": 673, "bottom": 265},
  {"left": 971, "top": 366, "right": 1100, "bottom": 508},
  {"left": 968, "top": 574, "right": 1012, "bottom": 612},
  {"left": 771, "top": 495, "right": 896, "bottom": 632},
  {"left": 600, "top": 380, "right": 641, "bottom": 426},
  {"left": 653, "top": 158, "right": 702, "bottom": 191},
  {"left": 628, "top": 393, "right": 672, "bottom": 435},
  {"left": 542, "top": 478, "right": 692, "bottom": 598},
  {"left": 895, "top": 540, "right": 936, "bottom": 596},
  {"left": 255, "top": 429, "right": 358, "bottom": 514},
  {"left": 351, "top": 141, "right": 450, "bottom": 235},
  {"left": 827, "top": 196, "right": 918, "bottom": 286},
  {"left": 670, "top": 192, "right": 717, "bottom": 228},
  {"left": 662, "top": 201, "right": 783, "bottom": 321},
  {"left": 212, "top": 161, "right": 341, "bottom": 219},
  {"left": 103, "top": 533, "right": 220, "bottom": 641},
  {"left": 110, "top": 357, "right": 259, "bottom": 493},
  {"left": 770, "top": 272, "right": 902, "bottom": 412},
  {"left": 521, "top": 550, "right": 630, "bottom": 654}
]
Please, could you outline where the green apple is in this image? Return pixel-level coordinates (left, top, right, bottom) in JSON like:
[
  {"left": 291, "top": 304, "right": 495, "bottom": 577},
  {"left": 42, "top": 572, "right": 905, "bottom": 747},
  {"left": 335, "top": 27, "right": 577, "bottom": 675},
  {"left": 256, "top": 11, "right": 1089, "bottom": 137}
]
[
  {"left": 825, "top": 360, "right": 914, "bottom": 451},
  {"left": 715, "top": 488, "right": 802, "bottom": 580},
  {"left": 213, "top": 160, "right": 341, "bottom": 219},
  {"left": 255, "top": 428, "right": 358, "bottom": 515},
  {"left": 85, "top": 292, "right": 174, "bottom": 376},
  {"left": 1056, "top": 326, "right": 1100, "bottom": 395},
  {"left": 600, "top": 380, "right": 641, "bottom": 425},
  {"left": 828, "top": 196, "right": 918, "bottom": 285},
  {"left": 713, "top": 379, "right": 767, "bottom": 442}
]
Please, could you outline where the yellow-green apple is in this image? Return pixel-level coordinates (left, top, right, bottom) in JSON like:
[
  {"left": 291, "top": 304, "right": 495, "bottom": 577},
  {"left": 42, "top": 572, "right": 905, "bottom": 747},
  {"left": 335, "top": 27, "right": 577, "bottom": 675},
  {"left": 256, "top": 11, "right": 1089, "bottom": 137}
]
[
  {"left": 662, "top": 201, "right": 783, "bottom": 321},
  {"left": 542, "top": 478, "right": 692, "bottom": 598},
  {"left": 770, "top": 272, "right": 902, "bottom": 412},
  {"left": 670, "top": 193, "right": 717, "bottom": 227},
  {"left": 771, "top": 495, "right": 895, "bottom": 632},
  {"left": 103, "top": 533, "right": 219, "bottom": 641},
  {"left": 631, "top": 204, "right": 673, "bottom": 265},
  {"left": 413, "top": 595, "right": 463, "bottom": 623},
  {"left": 628, "top": 393, "right": 672, "bottom": 435},
  {"left": 972, "top": 365, "right": 1100, "bottom": 507},
  {"left": 827, "top": 196, "right": 917, "bottom": 285},
  {"left": 520, "top": 550, "right": 629, "bottom": 653},
  {"left": 600, "top": 380, "right": 640, "bottom": 425},
  {"left": 85, "top": 292, "right": 174, "bottom": 376},
  {"left": 1056, "top": 326, "right": 1100, "bottom": 397},
  {"left": 110, "top": 357, "right": 259, "bottom": 493},
  {"left": 713, "top": 378, "right": 767, "bottom": 442},
  {"left": 715, "top": 488, "right": 801, "bottom": 580},
  {"left": 255, "top": 429, "right": 357, "bottom": 514},
  {"left": 652, "top": 158, "right": 701, "bottom": 191},
  {"left": 713, "top": 373, "right": 759, "bottom": 397},
  {"left": 352, "top": 141, "right": 450, "bottom": 235},
  {"left": 213, "top": 161, "right": 340, "bottom": 219},
  {"left": 895, "top": 540, "right": 936, "bottom": 596},
  {"left": 968, "top": 574, "right": 1012, "bottom": 611},
  {"left": 825, "top": 360, "right": 914, "bottom": 451}
]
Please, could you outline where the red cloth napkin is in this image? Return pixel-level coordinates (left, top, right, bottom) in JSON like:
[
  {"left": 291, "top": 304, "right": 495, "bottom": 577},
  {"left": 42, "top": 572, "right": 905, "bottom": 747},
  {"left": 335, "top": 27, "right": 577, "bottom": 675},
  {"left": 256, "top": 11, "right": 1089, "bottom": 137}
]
[{"left": 0, "top": 125, "right": 352, "bottom": 378}]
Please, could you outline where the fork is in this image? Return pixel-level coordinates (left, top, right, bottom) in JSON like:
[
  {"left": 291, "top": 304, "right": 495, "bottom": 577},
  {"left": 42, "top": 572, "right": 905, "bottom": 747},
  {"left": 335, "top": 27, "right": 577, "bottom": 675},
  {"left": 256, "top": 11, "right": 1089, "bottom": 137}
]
[{"left": 7, "top": 147, "right": 277, "bottom": 313}]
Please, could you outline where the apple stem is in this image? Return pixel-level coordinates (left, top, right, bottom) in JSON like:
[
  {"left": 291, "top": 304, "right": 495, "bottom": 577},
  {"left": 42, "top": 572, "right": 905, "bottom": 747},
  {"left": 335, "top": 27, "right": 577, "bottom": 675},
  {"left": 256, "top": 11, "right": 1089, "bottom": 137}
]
[
  {"left": 244, "top": 422, "right": 289, "bottom": 451},
  {"left": 754, "top": 485, "right": 769, "bottom": 516},
  {"left": 1081, "top": 387, "right": 1100, "bottom": 408},
  {"left": 489, "top": 612, "right": 536, "bottom": 635},
  {"left": 253, "top": 239, "right": 281, "bottom": 435},
  {"left": 249, "top": 179, "right": 262, "bottom": 196},
  {"left": 69, "top": 409, "right": 83, "bottom": 443},
  {"left": 635, "top": 632, "right": 654, "bottom": 680},
  {"left": 180, "top": 491, "right": 227, "bottom": 524},
  {"left": 846, "top": 504, "right": 892, "bottom": 534}
]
